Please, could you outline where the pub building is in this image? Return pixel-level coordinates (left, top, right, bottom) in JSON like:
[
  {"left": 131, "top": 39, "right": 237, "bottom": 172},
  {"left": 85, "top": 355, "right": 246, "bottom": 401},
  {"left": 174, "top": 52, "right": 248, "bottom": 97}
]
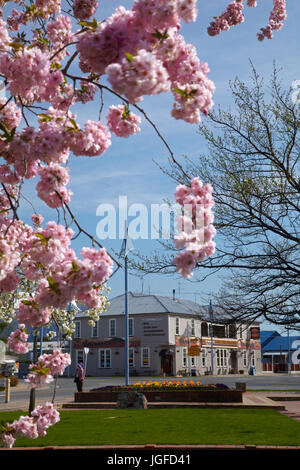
[{"left": 70, "top": 292, "right": 262, "bottom": 377}]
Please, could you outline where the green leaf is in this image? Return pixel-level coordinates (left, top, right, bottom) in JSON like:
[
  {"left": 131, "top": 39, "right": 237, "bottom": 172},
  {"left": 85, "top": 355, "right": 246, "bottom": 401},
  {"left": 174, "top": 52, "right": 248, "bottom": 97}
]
[
  {"left": 78, "top": 19, "right": 98, "bottom": 30},
  {"left": 71, "top": 261, "right": 79, "bottom": 273},
  {"left": 152, "top": 29, "right": 169, "bottom": 41},
  {"left": 121, "top": 104, "right": 131, "bottom": 120},
  {"left": 125, "top": 52, "right": 134, "bottom": 63},
  {"left": 47, "top": 276, "right": 61, "bottom": 295},
  {"left": 35, "top": 232, "right": 50, "bottom": 244},
  {"left": 21, "top": 299, "right": 38, "bottom": 310},
  {"left": 38, "top": 113, "right": 52, "bottom": 123}
]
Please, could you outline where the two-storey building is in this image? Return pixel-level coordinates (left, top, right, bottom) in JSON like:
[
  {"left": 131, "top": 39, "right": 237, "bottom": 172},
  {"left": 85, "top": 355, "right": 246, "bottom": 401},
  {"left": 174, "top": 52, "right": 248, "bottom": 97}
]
[{"left": 70, "top": 292, "right": 262, "bottom": 377}]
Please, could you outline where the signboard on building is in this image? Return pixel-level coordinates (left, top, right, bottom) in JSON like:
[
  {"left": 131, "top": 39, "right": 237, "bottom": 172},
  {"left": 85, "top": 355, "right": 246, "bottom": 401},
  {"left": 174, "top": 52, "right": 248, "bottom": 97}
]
[
  {"left": 143, "top": 318, "right": 165, "bottom": 337},
  {"left": 202, "top": 338, "right": 238, "bottom": 348},
  {"left": 188, "top": 346, "right": 200, "bottom": 356},
  {"left": 250, "top": 327, "right": 260, "bottom": 340}
]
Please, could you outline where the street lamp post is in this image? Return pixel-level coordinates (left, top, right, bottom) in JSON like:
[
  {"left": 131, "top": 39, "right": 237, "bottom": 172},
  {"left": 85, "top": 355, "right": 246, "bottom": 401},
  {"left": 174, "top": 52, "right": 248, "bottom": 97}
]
[
  {"left": 120, "top": 222, "right": 134, "bottom": 387},
  {"left": 209, "top": 300, "right": 214, "bottom": 375}
]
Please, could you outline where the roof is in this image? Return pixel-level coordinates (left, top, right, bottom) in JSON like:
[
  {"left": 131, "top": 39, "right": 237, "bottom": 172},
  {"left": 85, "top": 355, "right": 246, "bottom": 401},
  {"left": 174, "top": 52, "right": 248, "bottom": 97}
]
[
  {"left": 260, "top": 330, "right": 281, "bottom": 349},
  {"left": 76, "top": 292, "right": 259, "bottom": 323},
  {"left": 261, "top": 332, "right": 300, "bottom": 352}
]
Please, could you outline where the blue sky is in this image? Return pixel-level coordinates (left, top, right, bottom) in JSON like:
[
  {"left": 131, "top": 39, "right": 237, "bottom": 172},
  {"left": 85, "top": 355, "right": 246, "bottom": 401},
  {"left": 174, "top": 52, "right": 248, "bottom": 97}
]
[{"left": 15, "top": 1, "right": 300, "bottom": 329}]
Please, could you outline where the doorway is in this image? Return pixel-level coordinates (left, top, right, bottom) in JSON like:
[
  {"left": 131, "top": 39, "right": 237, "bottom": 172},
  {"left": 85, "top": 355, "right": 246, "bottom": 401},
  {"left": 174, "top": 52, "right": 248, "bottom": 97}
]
[{"left": 160, "top": 350, "right": 173, "bottom": 375}]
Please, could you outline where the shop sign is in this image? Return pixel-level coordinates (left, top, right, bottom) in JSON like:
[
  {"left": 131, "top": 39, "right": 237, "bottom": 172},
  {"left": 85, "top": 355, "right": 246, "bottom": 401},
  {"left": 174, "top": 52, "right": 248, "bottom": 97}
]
[{"left": 188, "top": 346, "right": 200, "bottom": 356}]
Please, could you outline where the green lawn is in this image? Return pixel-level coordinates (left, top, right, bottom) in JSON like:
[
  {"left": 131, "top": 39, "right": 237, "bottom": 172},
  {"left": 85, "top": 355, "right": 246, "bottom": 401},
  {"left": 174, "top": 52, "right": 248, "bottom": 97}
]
[{"left": 1, "top": 408, "right": 300, "bottom": 447}]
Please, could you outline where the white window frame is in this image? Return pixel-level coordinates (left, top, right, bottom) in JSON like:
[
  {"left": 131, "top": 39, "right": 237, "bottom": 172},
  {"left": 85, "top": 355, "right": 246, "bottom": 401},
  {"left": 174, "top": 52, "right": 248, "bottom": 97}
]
[
  {"left": 175, "top": 318, "right": 180, "bottom": 335},
  {"left": 99, "top": 349, "right": 111, "bottom": 368},
  {"left": 201, "top": 351, "right": 206, "bottom": 367},
  {"left": 76, "top": 349, "right": 84, "bottom": 364},
  {"left": 74, "top": 321, "right": 81, "bottom": 338},
  {"left": 141, "top": 347, "right": 150, "bottom": 368},
  {"left": 129, "top": 318, "right": 134, "bottom": 337},
  {"left": 191, "top": 356, "right": 196, "bottom": 367},
  {"left": 182, "top": 347, "right": 187, "bottom": 368},
  {"left": 109, "top": 319, "right": 116, "bottom": 337},
  {"left": 243, "top": 351, "right": 247, "bottom": 367},
  {"left": 129, "top": 348, "right": 134, "bottom": 367},
  {"left": 91, "top": 321, "right": 99, "bottom": 338},
  {"left": 216, "top": 349, "right": 228, "bottom": 367},
  {"left": 191, "top": 319, "right": 195, "bottom": 336}
]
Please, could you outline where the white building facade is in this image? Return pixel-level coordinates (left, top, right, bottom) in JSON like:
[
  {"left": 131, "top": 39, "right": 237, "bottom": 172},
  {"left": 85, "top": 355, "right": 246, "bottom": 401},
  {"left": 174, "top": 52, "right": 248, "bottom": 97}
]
[{"left": 70, "top": 292, "right": 262, "bottom": 377}]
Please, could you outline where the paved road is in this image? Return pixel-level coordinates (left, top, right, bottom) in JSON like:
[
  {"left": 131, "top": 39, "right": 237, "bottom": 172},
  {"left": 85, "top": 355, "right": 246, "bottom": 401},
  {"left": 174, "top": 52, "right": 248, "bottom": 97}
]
[{"left": 1, "top": 374, "right": 300, "bottom": 410}]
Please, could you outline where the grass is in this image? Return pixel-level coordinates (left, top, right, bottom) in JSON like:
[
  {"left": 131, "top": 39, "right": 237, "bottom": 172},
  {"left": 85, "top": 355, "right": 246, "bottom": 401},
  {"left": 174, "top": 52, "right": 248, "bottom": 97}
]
[{"left": 1, "top": 408, "right": 300, "bottom": 447}]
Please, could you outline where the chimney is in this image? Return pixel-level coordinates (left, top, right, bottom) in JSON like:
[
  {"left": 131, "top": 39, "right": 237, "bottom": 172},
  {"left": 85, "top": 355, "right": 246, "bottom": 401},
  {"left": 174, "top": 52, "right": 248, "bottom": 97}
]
[{"left": 173, "top": 289, "right": 176, "bottom": 300}]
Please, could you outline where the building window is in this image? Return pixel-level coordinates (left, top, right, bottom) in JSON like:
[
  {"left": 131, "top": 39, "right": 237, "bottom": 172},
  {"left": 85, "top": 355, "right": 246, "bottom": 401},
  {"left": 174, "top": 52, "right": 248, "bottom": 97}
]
[
  {"left": 191, "top": 319, "right": 195, "bottom": 336},
  {"left": 109, "top": 319, "right": 116, "bottom": 337},
  {"left": 129, "top": 348, "right": 134, "bottom": 367},
  {"left": 92, "top": 321, "right": 99, "bottom": 338},
  {"left": 201, "top": 322, "right": 208, "bottom": 337},
  {"left": 75, "top": 321, "right": 81, "bottom": 338},
  {"left": 129, "top": 318, "right": 134, "bottom": 337},
  {"left": 76, "top": 350, "right": 84, "bottom": 364},
  {"left": 191, "top": 356, "right": 196, "bottom": 367},
  {"left": 216, "top": 349, "right": 228, "bottom": 367},
  {"left": 141, "top": 347, "right": 150, "bottom": 368},
  {"left": 201, "top": 351, "right": 206, "bottom": 367},
  {"left": 99, "top": 349, "right": 111, "bottom": 368},
  {"left": 176, "top": 318, "right": 180, "bottom": 335},
  {"left": 182, "top": 348, "right": 187, "bottom": 368},
  {"left": 243, "top": 351, "right": 247, "bottom": 367}
]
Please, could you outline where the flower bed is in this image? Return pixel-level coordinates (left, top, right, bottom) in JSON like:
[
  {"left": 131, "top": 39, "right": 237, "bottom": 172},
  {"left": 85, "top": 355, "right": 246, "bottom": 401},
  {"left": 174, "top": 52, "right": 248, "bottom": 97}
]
[{"left": 75, "top": 380, "right": 243, "bottom": 403}]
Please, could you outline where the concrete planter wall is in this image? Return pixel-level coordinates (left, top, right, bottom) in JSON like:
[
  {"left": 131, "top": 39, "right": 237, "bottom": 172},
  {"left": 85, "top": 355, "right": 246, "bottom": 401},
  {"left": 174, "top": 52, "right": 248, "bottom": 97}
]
[{"left": 75, "top": 389, "right": 243, "bottom": 403}]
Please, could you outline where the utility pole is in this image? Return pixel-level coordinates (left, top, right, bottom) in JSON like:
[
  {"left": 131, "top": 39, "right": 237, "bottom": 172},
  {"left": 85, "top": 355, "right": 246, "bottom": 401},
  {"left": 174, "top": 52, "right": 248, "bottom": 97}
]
[
  {"left": 209, "top": 300, "right": 214, "bottom": 375},
  {"left": 29, "top": 329, "right": 38, "bottom": 414},
  {"left": 120, "top": 222, "right": 134, "bottom": 386}
]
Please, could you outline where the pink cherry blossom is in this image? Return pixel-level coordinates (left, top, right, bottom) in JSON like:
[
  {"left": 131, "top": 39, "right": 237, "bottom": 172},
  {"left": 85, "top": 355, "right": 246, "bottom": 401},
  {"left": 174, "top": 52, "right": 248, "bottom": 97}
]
[
  {"left": 7, "top": 324, "right": 29, "bottom": 354},
  {"left": 106, "top": 49, "right": 170, "bottom": 104},
  {"left": 0, "top": 98, "right": 21, "bottom": 130},
  {"left": 36, "top": 163, "right": 72, "bottom": 208},
  {"left": 72, "top": 0, "right": 98, "bottom": 20},
  {"left": 173, "top": 177, "right": 216, "bottom": 278},
  {"left": 107, "top": 105, "right": 141, "bottom": 138},
  {"left": 69, "top": 120, "right": 111, "bottom": 157},
  {"left": 257, "top": 0, "right": 287, "bottom": 41},
  {"left": 207, "top": 1, "right": 245, "bottom": 37}
]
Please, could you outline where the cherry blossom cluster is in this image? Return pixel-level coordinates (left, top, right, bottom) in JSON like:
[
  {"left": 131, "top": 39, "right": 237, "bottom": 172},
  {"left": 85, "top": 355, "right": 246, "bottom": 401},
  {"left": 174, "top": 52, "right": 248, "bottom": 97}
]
[
  {"left": 7, "top": 323, "right": 29, "bottom": 354},
  {"left": 36, "top": 163, "right": 72, "bottom": 208},
  {"left": 0, "top": 47, "right": 64, "bottom": 103},
  {"left": 77, "top": 3, "right": 214, "bottom": 123},
  {"left": 25, "top": 349, "right": 71, "bottom": 389},
  {"left": 0, "top": 98, "right": 21, "bottom": 130},
  {"left": 107, "top": 105, "right": 142, "bottom": 138},
  {"left": 72, "top": 0, "right": 98, "bottom": 20},
  {"left": 207, "top": 1, "right": 245, "bottom": 37},
  {"left": 173, "top": 177, "right": 216, "bottom": 278},
  {"left": 0, "top": 213, "right": 113, "bottom": 318},
  {"left": 1, "top": 402, "right": 60, "bottom": 448},
  {"left": 257, "top": 0, "right": 287, "bottom": 41},
  {"left": 46, "top": 14, "right": 74, "bottom": 59},
  {"left": 207, "top": 0, "right": 287, "bottom": 40}
]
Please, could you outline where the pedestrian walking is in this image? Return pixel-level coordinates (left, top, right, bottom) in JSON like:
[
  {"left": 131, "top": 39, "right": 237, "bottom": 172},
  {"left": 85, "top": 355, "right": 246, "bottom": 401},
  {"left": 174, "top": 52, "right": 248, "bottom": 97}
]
[{"left": 74, "top": 361, "right": 84, "bottom": 392}]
